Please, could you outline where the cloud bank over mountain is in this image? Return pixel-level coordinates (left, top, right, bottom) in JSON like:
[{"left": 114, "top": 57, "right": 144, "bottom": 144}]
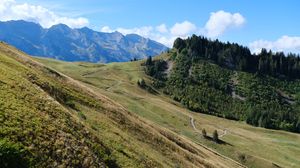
[
  {"left": 249, "top": 36, "right": 300, "bottom": 54},
  {"left": 0, "top": 0, "right": 89, "bottom": 28},
  {"left": 1, "top": 0, "right": 299, "bottom": 54},
  {"left": 101, "top": 10, "right": 246, "bottom": 47},
  {"left": 3, "top": 0, "right": 245, "bottom": 47}
]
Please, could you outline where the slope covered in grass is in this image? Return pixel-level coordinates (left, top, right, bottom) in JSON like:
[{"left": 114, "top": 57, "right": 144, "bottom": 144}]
[
  {"left": 37, "top": 54, "right": 300, "bottom": 168},
  {"left": 0, "top": 42, "right": 109, "bottom": 167},
  {"left": 0, "top": 42, "right": 246, "bottom": 167}
]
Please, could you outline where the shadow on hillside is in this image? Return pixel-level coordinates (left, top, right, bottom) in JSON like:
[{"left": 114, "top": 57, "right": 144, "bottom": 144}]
[{"left": 203, "top": 136, "right": 233, "bottom": 146}]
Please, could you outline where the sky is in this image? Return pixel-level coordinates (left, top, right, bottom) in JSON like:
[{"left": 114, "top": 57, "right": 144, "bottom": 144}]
[{"left": 1, "top": 0, "right": 300, "bottom": 53}]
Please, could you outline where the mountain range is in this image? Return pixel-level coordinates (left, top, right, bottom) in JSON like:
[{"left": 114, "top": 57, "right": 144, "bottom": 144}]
[{"left": 0, "top": 20, "right": 168, "bottom": 63}]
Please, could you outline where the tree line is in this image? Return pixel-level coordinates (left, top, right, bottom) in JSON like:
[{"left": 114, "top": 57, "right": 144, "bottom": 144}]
[{"left": 174, "top": 35, "right": 300, "bottom": 79}]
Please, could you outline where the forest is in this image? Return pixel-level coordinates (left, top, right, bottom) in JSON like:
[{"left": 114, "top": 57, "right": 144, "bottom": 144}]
[
  {"left": 144, "top": 35, "right": 300, "bottom": 133},
  {"left": 173, "top": 35, "right": 300, "bottom": 79}
]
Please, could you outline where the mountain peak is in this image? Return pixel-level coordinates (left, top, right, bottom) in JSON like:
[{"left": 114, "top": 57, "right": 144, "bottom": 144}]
[
  {"left": 0, "top": 20, "right": 168, "bottom": 63},
  {"left": 126, "top": 33, "right": 143, "bottom": 39},
  {"left": 111, "top": 31, "right": 123, "bottom": 35},
  {"left": 48, "top": 23, "right": 71, "bottom": 31},
  {"left": 78, "top": 26, "right": 93, "bottom": 32},
  {"left": 2, "top": 19, "right": 39, "bottom": 25},
  {"left": 0, "top": 20, "right": 42, "bottom": 29}
]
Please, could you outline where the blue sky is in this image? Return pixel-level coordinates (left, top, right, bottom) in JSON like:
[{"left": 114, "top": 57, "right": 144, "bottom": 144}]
[{"left": 1, "top": 0, "right": 300, "bottom": 53}]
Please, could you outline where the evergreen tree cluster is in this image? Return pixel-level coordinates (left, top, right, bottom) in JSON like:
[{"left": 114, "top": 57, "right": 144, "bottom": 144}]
[
  {"left": 174, "top": 35, "right": 300, "bottom": 79},
  {"left": 143, "top": 35, "right": 300, "bottom": 133},
  {"left": 143, "top": 56, "right": 168, "bottom": 80},
  {"left": 143, "top": 56, "right": 168, "bottom": 88}
]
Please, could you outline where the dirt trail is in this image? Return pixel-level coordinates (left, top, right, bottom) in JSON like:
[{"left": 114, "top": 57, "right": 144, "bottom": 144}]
[
  {"left": 106, "top": 80, "right": 123, "bottom": 91},
  {"left": 190, "top": 115, "right": 228, "bottom": 138},
  {"left": 188, "top": 115, "right": 245, "bottom": 167},
  {"left": 219, "top": 129, "right": 228, "bottom": 138},
  {"left": 190, "top": 117, "right": 201, "bottom": 133}
]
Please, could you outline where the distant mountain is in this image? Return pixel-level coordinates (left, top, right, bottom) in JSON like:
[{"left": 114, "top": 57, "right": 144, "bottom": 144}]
[{"left": 0, "top": 20, "right": 168, "bottom": 62}]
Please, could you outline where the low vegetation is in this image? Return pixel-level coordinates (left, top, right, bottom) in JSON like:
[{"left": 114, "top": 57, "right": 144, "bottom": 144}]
[
  {"left": 0, "top": 43, "right": 113, "bottom": 167},
  {"left": 212, "top": 130, "right": 219, "bottom": 143},
  {"left": 0, "top": 139, "right": 31, "bottom": 168}
]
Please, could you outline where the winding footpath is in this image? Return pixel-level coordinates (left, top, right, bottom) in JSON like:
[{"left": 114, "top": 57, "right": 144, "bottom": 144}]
[
  {"left": 190, "top": 115, "right": 228, "bottom": 138},
  {"left": 106, "top": 80, "right": 123, "bottom": 91},
  {"left": 188, "top": 115, "right": 246, "bottom": 168},
  {"left": 190, "top": 117, "right": 200, "bottom": 133}
]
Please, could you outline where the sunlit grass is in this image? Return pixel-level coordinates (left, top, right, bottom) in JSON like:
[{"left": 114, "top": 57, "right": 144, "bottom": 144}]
[{"left": 37, "top": 56, "right": 300, "bottom": 168}]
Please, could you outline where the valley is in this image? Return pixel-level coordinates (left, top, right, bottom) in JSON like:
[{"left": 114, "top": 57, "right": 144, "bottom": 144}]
[
  {"left": 37, "top": 54, "right": 300, "bottom": 168},
  {"left": 1, "top": 1, "right": 299, "bottom": 168}
]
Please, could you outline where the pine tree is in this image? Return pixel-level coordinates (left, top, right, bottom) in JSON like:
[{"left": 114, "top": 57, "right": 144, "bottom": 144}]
[
  {"left": 145, "top": 56, "right": 152, "bottom": 66},
  {"left": 202, "top": 129, "right": 207, "bottom": 138},
  {"left": 213, "top": 130, "right": 219, "bottom": 142},
  {"left": 137, "top": 78, "right": 146, "bottom": 88}
]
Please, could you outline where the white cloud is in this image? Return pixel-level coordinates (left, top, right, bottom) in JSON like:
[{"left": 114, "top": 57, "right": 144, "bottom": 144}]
[
  {"left": 249, "top": 36, "right": 300, "bottom": 54},
  {"left": 156, "top": 24, "right": 168, "bottom": 33},
  {"left": 100, "top": 10, "right": 245, "bottom": 47},
  {"left": 101, "top": 21, "right": 199, "bottom": 47},
  {"left": 0, "top": 0, "right": 89, "bottom": 28},
  {"left": 0, "top": 2, "right": 246, "bottom": 47},
  {"left": 101, "top": 24, "right": 175, "bottom": 47},
  {"left": 100, "top": 26, "right": 113, "bottom": 33},
  {"left": 170, "top": 21, "right": 197, "bottom": 36},
  {"left": 155, "top": 36, "right": 177, "bottom": 48},
  {"left": 205, "top": 10, "right": 245, "bottom": 37},
  {"left": 116, "top": 26, "right": 153, "bottom": 37}
]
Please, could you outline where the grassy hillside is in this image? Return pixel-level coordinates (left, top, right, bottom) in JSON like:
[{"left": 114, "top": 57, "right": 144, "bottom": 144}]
[
  {"left": 0, "top": 42, "right": 109, "bottom": 167},
  {"left": 37, "top": 54, "right": 300, "bottom": 168},
  {"left": 143, "top": 36, "right": 300, "bottom": 133},
  {"left": 0, "top": 42, "right": 246, "bottom": 168}
]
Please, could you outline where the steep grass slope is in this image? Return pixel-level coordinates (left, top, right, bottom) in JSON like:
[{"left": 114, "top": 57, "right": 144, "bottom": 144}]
[
  {"left": 0, "top": 42, "right": 244, "bottom": 168},
  {"left": 0, "top": 43, "right": 109, "bottom": 167},
  {"left": 37, "top": 53, "right": 300, "bottom": 168}
]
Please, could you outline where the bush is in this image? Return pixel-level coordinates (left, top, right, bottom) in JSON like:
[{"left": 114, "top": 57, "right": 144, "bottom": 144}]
[
  {"left": 201, "top": 129, "right": 207, "bottom": 138},
  {"left": 137, "top": 78, "right": 146, "bottom": 88},
  {"left": 65, "top": 100, "right": 76, "bottom": 109},
  {"left": 0, "top": 139, "right": 30, "bottom": 168},
  {"left": 78, "top": 111, "right": 87, "bottom": 120},
  {"left": 212, "top": 130, "right": 219, "bottom": 142}
]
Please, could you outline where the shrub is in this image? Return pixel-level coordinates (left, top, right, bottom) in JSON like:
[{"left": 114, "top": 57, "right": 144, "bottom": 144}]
[
  {"left": 201, "top": 129, "right": 207, "bottom": 138},
  {"left": 65, "top": 100, "right": 76, "bottom": 109},
  {"left": 212, "top": 130, "right": 219, "bottom": 143},
  {"left": 78, "top": 111, "right": 87, "bottom": 120},
  {"left": 137, "top": 78, "right": 146, "bottom": 88},
  {"left": 0, "top": 139, "right": 30, "bottom": 168}
]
